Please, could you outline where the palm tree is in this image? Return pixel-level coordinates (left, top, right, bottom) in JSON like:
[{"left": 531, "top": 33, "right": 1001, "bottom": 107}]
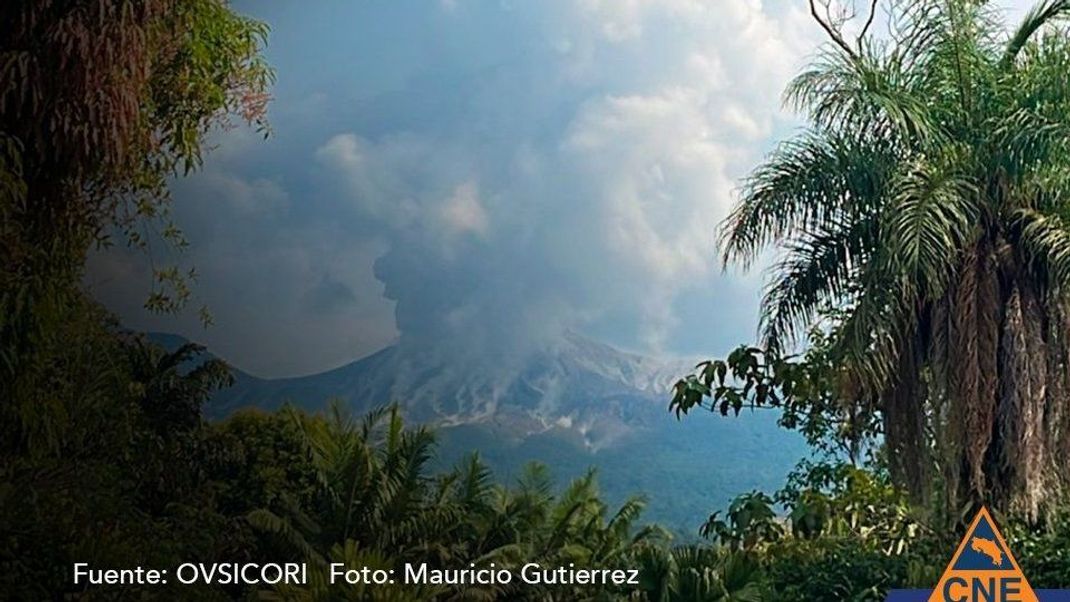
[
  {"left": 719, "top": 0, "right": 1070, "bottom": 517},
  {"left": 631, "top": 545, "right": 764, "bottom": 602},
  {"left": 248, "top": 402, "right": 459, "bottom": 561},
  {"left": 125, "top": 337, "right": 234, "bottom": 432},
  {"left": 249, "top": 405, "right": 665, "bottom": 601},
  {"left": 248, "top": 403, "right": 460, "bottom": 601}
]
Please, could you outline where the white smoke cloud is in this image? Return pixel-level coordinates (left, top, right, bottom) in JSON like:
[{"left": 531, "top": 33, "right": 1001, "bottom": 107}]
[
  {"left": 439, "top": 181, "right": 489, "bottom": 237},
  {"left": 88, "top": 0, "right": 830, "bottom": 375},
  {"left": 312, "top": 0, "right": 818, "bottom": 358}
]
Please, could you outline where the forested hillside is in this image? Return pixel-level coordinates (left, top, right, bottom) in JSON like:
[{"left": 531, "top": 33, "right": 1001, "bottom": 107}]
[{"left": 153, "top": 330, "right": 807, "bottom": 532}]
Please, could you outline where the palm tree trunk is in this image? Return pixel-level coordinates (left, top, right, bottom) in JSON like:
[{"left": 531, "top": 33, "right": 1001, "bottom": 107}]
[
  {"left": 883, "top": 331, "right": 930, "bottom": 503},
  {"left": 997, "top": 281, "right": 1049, "bottom": 519},
  {"left": 949, "top": 242, "right": 999, "bottom": 499}
]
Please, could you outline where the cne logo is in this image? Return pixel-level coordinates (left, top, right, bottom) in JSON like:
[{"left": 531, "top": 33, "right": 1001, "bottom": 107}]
[{"left": 929, "top": 507, "right": 1037, "bottom": 602}]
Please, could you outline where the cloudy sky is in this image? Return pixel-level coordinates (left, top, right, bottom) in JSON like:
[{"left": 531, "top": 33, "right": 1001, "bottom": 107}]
[{"left": 86, "top": 0, "right": 1031, "bottom": 378}]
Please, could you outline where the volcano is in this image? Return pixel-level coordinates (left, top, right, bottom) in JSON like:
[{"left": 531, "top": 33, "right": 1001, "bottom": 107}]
[{"left": 166, "top": 331, "right": 807, "bottom": 532}]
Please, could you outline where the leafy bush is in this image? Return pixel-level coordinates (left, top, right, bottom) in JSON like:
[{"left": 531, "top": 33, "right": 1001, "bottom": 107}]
[
  {"left": 1008, "top": 511, "right": 1070, "bottom": 588},
  {"left": 765, "top": 537, "right": 909, "bottom": 602}
]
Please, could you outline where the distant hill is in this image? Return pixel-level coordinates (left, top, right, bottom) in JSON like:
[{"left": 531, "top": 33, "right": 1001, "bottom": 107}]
[{"left": 151, "top": 331, "right": 809, "bottom": 532}]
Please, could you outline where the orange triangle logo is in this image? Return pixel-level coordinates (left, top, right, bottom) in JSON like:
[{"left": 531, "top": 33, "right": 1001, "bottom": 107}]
[{"left": 928, "top": 507, "right": 1037, "bottom": 602}]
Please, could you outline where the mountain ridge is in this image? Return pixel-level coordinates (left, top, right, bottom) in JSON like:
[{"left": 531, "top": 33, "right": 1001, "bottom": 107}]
[
  {"left": 200, "top": 330, "right": 697, "bottom": 451},
  {"left": 149, "top": 330, "right": 808, "bottom": 530}
]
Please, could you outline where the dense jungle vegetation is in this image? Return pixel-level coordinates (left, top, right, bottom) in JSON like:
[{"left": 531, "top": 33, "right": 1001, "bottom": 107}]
[{"left": 5, "top": 0, "right": 1070, "bottom": 599}]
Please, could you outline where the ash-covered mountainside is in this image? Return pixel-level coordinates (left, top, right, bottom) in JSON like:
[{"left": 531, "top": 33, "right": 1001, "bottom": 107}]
[
  {"left": 153, "top": 330, "right": 807, "bottom": 530},
  {"left": 208, "top": 331, "right": 694, "bottom": 450}
]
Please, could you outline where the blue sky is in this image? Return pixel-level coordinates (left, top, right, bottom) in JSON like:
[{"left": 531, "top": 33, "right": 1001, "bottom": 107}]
[{"left": 86, "top": 0, "right": 1032, "bottom": 377}]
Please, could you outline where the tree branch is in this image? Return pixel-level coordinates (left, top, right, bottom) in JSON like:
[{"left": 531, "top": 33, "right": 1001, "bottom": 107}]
[
  {"left": 810, "top": 0, "right": 859, "bottom": 58},
  {"left": 857, "top": 0, "right": 879, "bottom": 47}
]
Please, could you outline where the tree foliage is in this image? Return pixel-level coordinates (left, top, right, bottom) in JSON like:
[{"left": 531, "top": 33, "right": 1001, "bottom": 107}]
[
  {"left": 248, "top": 402, "right": 675, "bottom": 601},
  {"left": 0, "top": 0, "right": 272, "bottom": 454},
  {"left": 687, "top": 0, "right": 1070, "bottom": 518},
  {"left": 673, "top": 319, "right": 882, "bottom": 465}
]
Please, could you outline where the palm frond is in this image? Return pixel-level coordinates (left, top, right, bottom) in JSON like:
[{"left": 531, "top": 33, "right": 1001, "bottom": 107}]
[
  {"left": 760, "top": 216, "right": 876, "bottom": 350},
  {"left": 1004, "top": 0, "right": 1070, "bottom": 65},
  {"left": 884, "top": 152, "right": 978, "bottom": 293},
  {"left": 784, "top": 45, "right": 937, "bottom": 143},
  {"left": 246, "top": 508, "right": 326, "bottom": 566},
  {"left": 721, "top": 131, "right": 890, "bottom": 269},
  {"left": 827, "top": 270, "right": 916, "bottom": 392},
  {"left": 1013, "top": 208, "right": 1070, "bottom": 290}
]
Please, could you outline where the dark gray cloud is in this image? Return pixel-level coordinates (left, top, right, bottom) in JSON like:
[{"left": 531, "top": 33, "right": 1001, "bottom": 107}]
[
  {"left": 304, "top": 274, "right": 360, "bottom": 314},
  {"left": 87, "top": 0, "right": 829, "bottom": 376}
]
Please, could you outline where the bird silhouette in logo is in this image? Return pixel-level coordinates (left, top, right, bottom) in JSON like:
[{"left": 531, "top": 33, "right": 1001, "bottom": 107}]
[{"left": 970, "top": 536, "right": 1003, "bottom": 566}]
